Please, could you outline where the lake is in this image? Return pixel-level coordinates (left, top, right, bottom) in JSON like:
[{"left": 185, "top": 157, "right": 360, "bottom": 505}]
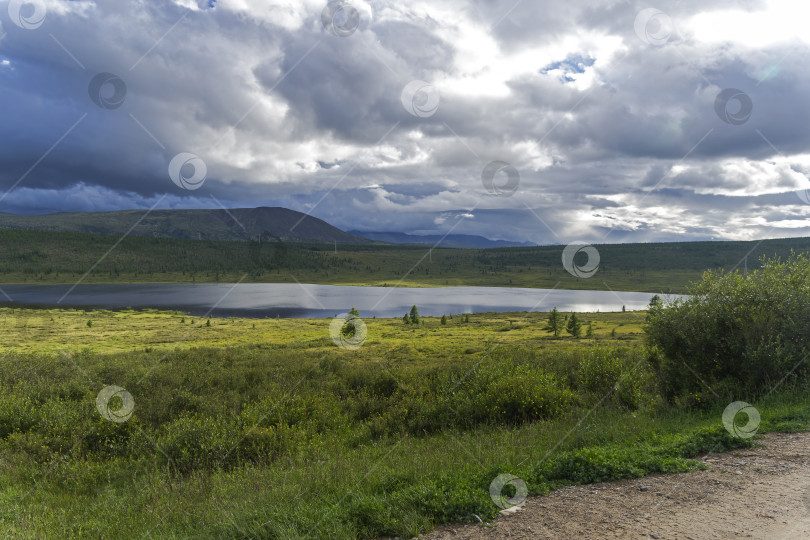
[{"left": 0, "top": 283, "right": 676, "bottom": 318}]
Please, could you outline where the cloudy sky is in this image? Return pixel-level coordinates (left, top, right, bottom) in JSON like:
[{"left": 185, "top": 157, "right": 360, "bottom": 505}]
[{"left": 1, "top": 0, "right": 810, "bottom": 244}]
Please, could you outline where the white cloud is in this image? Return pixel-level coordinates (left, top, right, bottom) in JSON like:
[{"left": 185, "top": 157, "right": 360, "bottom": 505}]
[
  {"left": 674, "top": 158, "right": 809, "bottom": 197},
  {"left": 687, "top": 0, "right": 810, "bottom": 47}
]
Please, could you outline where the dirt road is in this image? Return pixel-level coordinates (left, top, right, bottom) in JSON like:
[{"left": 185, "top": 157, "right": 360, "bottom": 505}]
[{"left": 417, "top": 432, "right": 810, "bottom": 539}]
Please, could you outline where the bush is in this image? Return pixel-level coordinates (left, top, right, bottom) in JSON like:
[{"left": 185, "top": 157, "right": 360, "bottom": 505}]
[
  {"left": 156, "top": 413, "right": 237, "bottom": 472},
  {"left": 432, "top": 351, "right": 578, "bottom": 428},
  {"left": 479, "top": 364, "right": 575, "bottom": 423},
  {"left": 348, "top": 348, "right": 581, "bottom": 438},
  {"left": 0, "top": 394, "right": 40, "bottom": 438},
  {"left": 646, "top": 252, "right": 810, "bottom": 401},
  {"left": 577, "top": 348, "right": 646, "bottom": 409}
]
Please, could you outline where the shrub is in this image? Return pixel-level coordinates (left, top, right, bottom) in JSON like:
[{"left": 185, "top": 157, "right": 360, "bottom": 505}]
[
  {"left": 577, "top": 348, "right": 646, "bottom": 409},
  {"left": 474, "top": 364, "right": 575, "bottom": 424},
  {"left": 157, "top": 413, "right": 237, "bottom": 472},
  {"left": 0, "top": 394, "right": 40, "bottom": 438},
  {"left": 445, "top": 352, "right": 578, "bottom": 427},
  {"left": 646, "top": 252, "right": 810, "bottom": 400}
]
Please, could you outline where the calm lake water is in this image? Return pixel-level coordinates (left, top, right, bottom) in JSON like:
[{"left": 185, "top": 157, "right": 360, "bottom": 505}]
[{"left": 0, "top": 284, "right": 677, "bottom": 318}]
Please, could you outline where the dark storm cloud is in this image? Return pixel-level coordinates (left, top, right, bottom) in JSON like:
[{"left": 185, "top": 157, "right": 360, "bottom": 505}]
[{"left": 0, "top": 0, "right": 808, "bottom": 243}]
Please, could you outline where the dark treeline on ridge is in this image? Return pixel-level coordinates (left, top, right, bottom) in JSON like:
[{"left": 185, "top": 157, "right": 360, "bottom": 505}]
[{"left": 1, "top": 228, "right": 810, "bottom": 293}]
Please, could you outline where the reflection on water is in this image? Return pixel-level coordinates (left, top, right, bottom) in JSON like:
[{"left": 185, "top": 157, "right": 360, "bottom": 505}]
[{"left": 0, "top": 283, "right": 679, "bottom": 318}]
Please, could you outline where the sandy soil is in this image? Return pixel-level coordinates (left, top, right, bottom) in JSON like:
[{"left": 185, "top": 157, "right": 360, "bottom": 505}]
[{"left": 409, "top": 432, "right": 810, "bottom": 540}]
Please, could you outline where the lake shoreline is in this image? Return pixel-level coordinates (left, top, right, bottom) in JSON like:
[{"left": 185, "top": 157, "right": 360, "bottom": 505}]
[{"left": 0, "top": 283, "right": 680, "bottom": 319}]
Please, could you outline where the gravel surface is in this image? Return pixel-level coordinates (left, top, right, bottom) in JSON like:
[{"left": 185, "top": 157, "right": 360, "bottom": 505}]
[{"left": 401, "top": 432, "right": 810, "bottom": 540}]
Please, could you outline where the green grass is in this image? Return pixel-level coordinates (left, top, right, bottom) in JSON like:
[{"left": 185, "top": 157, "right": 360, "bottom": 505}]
[
  {"left": 3, "top": 228, "right": 810, "bottom": 292},
  {"left": 1, "top": 307, "right": 808, "bottom": 538},
  {"left": 0, "top": 307, "right": 646, "bottom": 355}
]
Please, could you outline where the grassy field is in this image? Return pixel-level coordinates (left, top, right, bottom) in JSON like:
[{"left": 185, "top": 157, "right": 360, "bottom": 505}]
[
  {"left": 0, "top": 307, "right": 646, "bottom": 355},
  {"left": 2, "top": 228, "right": 810, "bottom": 293},
  {"left": 1, "top": 306, "right": 809, "bottom": 538}
]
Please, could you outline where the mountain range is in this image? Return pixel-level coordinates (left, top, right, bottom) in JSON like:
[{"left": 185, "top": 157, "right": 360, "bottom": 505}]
[
  {"left": 347, "top": 230, "right": 535, "bottom": 249},
  {"left": 0, "top": 207, "right": 370, "bottom": 244},
  {"left": 0, "top": 207, "right": 527, "bottom": 248}
]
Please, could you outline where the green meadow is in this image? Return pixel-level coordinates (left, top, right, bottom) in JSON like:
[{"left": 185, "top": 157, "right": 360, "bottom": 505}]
[{"left": 1, "top": 304, "right": 808, "bottom": 538}]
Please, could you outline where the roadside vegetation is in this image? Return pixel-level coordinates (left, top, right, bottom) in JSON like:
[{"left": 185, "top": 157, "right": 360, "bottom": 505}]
[
  {"left": 647, "top": 252, "right": 810, "bottom": 402},
  {"left": 1, "top": 253, "right": 810, "bottom": 538}
]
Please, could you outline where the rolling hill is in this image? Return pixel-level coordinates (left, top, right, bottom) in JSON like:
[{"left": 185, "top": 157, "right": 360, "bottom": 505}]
[
  {"left": 0, "top": 207, "right": 372, "bottom": 244},
  {"left": 1, "top": 224, "right": 810, "bottom": 293}
]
